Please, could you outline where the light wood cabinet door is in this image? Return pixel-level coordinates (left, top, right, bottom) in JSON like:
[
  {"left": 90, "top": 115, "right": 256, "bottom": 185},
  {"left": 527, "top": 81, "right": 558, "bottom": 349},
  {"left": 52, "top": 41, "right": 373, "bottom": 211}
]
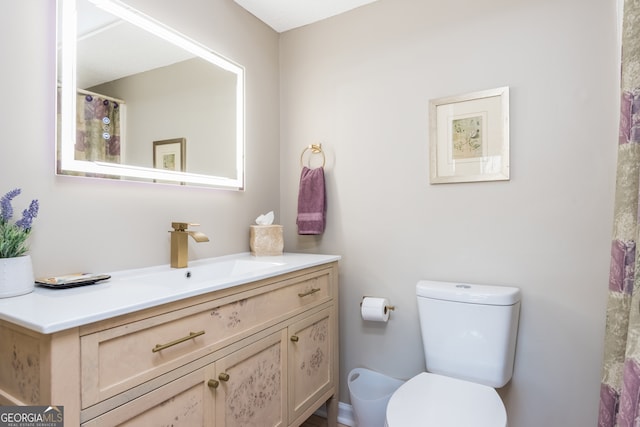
[
  {"left": 215, "top": 330, "right": 287, "bottom": 427},
  {"left": 288, "top": 307, "right": 334, "bottom": 423},
  {"left": 82, "top": 364, "right": 217, "bottom": 427}
]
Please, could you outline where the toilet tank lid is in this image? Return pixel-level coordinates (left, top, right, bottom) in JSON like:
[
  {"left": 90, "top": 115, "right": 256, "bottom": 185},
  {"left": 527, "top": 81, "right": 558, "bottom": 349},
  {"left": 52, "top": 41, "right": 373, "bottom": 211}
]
[{"left": 416, "top": 280, "right": 521, "bottom": 305}]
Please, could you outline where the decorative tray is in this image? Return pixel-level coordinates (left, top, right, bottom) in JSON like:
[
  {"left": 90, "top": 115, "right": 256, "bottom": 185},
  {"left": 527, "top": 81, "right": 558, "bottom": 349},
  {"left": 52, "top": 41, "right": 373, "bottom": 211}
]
[{"left": 35, "top": 273, "right": 111, "bottom": 289}]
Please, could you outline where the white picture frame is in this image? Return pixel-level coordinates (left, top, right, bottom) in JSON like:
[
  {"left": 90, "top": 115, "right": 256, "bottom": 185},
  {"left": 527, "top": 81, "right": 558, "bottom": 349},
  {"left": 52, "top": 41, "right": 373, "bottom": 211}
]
[{"left": 429, "top": 87, "right": 510, "bottom": 184}]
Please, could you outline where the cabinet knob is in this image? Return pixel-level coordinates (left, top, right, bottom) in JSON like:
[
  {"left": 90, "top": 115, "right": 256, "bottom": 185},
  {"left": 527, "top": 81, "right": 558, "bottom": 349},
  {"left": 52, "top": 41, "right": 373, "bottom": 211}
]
[
  {"left": 290, "top": 335, "right": 299, "bottom": 342},
  {"left": 218, "top": 372, "right": 230, "bottom": 382},
  {"left": 207, "top": 379, "right": 219, "bottom": 389}
]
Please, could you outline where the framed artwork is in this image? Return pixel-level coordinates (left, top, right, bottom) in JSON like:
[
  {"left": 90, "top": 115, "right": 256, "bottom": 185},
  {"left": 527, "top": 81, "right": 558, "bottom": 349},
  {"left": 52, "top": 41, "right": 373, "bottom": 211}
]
[
  {"left": 429, "top": 87, "right": 509, "bottom": 184},
  {"left": 153, "top": 138, "right": 186, "bottom": 172}
]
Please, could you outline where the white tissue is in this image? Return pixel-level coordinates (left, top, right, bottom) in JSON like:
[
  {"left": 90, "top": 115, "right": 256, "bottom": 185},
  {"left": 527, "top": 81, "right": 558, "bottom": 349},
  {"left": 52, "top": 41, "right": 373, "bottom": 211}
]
[
  {"left": 361, "top": 297, "right": 391, "bottom": 322},
  {"left": 255, "top": 211, "right": 275, "bottom": 225}
]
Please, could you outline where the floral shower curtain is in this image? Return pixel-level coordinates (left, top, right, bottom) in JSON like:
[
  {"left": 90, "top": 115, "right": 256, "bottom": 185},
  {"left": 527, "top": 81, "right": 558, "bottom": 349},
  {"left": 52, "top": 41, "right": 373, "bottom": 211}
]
[
  {"left": 599, "top": 1, "right": 640, "bottom": 426},
  {"left": 75, "top": 93, "right": 121, "bottom": 164}
]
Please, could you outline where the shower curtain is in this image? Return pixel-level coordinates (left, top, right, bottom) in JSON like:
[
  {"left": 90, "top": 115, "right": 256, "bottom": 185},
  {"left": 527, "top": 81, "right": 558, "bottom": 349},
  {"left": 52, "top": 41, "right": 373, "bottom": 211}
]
[
  {"left": 75, "top": 93, "right": 121, "bottom": 165},
  {"left": 599, "top": 1, "right": 640, "bottom": 426}
]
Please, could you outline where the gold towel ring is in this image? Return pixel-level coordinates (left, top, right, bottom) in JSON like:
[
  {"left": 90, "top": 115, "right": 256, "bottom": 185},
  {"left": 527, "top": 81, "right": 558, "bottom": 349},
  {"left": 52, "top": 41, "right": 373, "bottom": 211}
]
[{"left": 300, "top": 143, "right": 326, "bottom": 168}]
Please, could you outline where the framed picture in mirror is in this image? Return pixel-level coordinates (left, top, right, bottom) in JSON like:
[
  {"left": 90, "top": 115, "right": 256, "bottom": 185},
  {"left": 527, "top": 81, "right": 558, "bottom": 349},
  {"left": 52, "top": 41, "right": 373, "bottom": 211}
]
[
  {"left": 429, "top": 87, "right": 509, "bottom": 184},
  {"left": 153, "top": 138, "right": 186, "bottom": 172}
]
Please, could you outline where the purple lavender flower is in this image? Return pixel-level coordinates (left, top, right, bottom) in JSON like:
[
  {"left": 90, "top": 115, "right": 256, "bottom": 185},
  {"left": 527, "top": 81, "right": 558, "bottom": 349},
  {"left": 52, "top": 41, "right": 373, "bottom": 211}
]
[
  {"left": 0, "top": 189, "right": 40, "bottom": 257},
  {"left": 15, "top": 200, "right": 39, "bottom": 231},
  {"left": 0, "top": 188, "right": 21, "bottom": 223}
]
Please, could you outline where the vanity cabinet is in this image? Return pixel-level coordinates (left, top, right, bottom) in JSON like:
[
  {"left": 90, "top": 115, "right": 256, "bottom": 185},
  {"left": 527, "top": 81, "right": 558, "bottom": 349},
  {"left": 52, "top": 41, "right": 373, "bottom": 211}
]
[{"left": 0, "top": 261, "right": 339, "bottom": 427}]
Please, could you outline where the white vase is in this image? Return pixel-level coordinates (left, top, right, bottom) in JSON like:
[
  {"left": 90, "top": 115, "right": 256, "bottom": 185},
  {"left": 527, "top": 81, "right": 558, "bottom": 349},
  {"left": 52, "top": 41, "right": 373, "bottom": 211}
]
[{"left": 0, "top": 255, "right": 35, "bottom": 298}]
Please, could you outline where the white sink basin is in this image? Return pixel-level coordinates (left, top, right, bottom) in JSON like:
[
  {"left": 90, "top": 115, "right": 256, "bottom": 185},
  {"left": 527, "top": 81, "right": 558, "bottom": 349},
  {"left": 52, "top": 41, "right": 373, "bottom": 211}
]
[{"left": 116, "top": 258, "right": 286, "bottom": 287}]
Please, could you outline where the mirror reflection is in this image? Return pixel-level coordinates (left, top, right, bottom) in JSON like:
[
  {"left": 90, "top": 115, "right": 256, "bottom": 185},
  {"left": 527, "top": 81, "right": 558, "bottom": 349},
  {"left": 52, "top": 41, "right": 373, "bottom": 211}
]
[{"left": 57, "top": 0, "right": 245, "bottom": 188}]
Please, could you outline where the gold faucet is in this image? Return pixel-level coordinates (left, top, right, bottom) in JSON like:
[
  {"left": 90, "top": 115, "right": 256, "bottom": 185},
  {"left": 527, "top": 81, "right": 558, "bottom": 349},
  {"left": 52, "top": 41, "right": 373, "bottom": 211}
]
[{"left": 169, "top": 222, "right": 210, "bottom": 268}]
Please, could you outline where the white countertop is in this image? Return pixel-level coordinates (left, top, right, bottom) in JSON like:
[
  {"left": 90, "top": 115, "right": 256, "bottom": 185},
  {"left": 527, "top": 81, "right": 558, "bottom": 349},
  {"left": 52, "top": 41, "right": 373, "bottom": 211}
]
[{"left": 0, "top": 252, "right": 340, "bottom": 334}]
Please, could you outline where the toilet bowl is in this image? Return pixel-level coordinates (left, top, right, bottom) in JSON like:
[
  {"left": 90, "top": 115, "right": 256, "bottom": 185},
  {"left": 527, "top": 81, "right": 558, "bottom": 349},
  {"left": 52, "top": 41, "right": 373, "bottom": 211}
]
[{"left": 385, "top": 373, "right": 506, "bottom": 427}]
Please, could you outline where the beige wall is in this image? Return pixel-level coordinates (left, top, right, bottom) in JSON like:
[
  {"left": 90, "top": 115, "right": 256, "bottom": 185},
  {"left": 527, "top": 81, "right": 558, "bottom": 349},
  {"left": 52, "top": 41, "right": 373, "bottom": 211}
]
[
  {"left": 279, "top": 0, "right": 618, "bottom": 426},
  {"left": 2, "top": 0, "right": 621, "bottom": 425},
  {"left": 1, "top": 0, "right": 280, "bottom": 276}
]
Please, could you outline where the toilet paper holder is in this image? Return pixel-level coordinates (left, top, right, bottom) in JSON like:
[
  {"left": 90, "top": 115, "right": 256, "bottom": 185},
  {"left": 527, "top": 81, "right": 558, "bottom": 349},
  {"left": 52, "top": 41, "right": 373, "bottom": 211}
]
[{"left": 361, "top": 296, "right": 396, "bottom": 313}]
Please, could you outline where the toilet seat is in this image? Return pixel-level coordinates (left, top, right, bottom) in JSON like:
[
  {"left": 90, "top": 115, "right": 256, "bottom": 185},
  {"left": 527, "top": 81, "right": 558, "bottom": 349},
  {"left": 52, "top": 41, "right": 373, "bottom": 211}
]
[{"left": 386, "top": 372, "right": 507, "bottom": 427}]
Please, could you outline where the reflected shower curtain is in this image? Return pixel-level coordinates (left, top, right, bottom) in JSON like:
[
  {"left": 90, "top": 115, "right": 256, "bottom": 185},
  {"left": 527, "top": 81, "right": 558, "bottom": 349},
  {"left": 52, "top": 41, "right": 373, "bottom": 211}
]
[
  {"left": 599, "top": 1, "right": 640, "bottom": 426},
  {"left": 76, "top": 93, "right": 121, "bottom": 164}
]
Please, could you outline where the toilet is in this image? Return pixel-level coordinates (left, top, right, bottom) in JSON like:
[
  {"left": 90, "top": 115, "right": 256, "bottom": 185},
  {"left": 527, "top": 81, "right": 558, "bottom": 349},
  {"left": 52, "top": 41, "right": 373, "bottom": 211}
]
[{"left": 385, "top": 280, "right": 521, "bottom": 427}]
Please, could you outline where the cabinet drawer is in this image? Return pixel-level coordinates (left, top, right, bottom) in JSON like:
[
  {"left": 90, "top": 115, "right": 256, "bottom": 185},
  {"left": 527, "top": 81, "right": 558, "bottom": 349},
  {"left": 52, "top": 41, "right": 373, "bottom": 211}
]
[{"left": 81, "top": 269, "right": 331, "bottom": 408}]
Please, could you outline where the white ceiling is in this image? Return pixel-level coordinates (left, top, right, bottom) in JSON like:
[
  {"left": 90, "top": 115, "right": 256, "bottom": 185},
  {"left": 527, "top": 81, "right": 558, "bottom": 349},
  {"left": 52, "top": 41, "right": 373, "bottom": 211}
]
[{"left": 233, "top": 0, "right": 379, "bottom": 33}]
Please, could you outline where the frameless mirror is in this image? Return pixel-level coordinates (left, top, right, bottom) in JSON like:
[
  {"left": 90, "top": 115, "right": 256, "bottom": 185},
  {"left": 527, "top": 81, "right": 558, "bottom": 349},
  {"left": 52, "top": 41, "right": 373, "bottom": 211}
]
[{"left": 57, "top": 0, "right": 245, "bottom": 189}]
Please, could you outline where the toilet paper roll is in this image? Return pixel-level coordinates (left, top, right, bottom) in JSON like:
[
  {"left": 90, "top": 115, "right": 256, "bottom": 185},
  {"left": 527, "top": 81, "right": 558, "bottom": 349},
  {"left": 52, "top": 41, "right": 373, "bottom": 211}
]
[{"left": 361, "top": 297, "right": 390, "bottom": 322}]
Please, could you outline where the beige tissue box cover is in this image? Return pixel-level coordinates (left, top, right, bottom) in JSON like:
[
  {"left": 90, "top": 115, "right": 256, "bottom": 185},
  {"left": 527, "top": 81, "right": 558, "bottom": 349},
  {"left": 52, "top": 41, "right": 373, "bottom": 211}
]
[{"left": 250, "top": 225, "right": 284, "bottom": 256}]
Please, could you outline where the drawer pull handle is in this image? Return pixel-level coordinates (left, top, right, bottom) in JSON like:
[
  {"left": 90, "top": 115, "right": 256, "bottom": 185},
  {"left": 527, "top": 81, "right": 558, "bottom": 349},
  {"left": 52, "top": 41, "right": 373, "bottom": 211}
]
[
  {"left": 152, "top": 330, "right": 205, "bottom": 353},
  {"left": 218, "top": 372, "right": 230, "bottom": 382},
  {"left": 298, "top": 288, "right": 321, "bottom": 297},
  {"left": 290, "top": 335, "right": 299, "bottom": 342},
  {"left": 208, "top": 379, "right": 219, "bottom": 389}
]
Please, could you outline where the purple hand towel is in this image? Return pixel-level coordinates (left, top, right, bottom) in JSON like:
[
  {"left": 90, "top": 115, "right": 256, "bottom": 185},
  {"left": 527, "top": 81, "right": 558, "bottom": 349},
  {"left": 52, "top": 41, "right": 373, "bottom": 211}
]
[{"left": 297, "top": 166, "right": 326, "bottom": 235}]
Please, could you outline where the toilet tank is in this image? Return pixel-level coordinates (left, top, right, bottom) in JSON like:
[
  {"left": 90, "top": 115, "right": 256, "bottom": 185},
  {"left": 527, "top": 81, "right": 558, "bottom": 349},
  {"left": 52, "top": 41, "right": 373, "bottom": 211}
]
[{"left": 416, "top": 280, "right": 521, "bottom": 388}]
